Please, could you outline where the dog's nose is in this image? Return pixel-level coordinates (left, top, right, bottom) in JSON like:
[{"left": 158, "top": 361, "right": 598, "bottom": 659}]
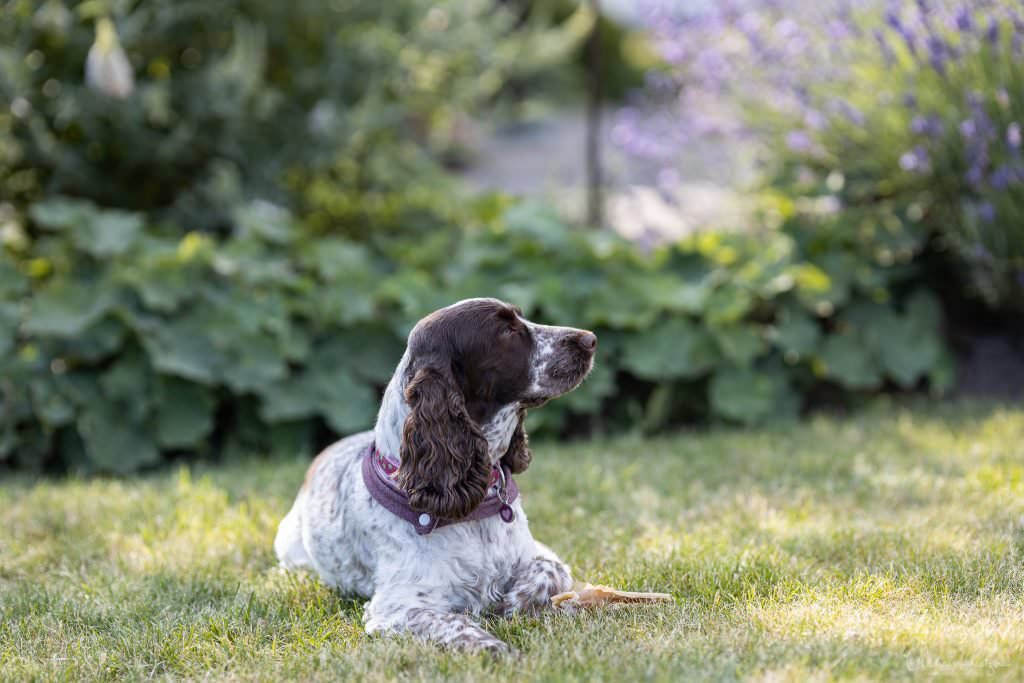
[{"left": 577, "top": 331, "right": 598, "bottom": 352}]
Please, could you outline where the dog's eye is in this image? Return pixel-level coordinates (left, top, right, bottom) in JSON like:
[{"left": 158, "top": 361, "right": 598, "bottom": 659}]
[{"left": 501, "top": 325, "right": 518, "bottom": 337}]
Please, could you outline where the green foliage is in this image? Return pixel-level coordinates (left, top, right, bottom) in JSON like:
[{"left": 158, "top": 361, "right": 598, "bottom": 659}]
[
  {"left": 1, "top": 197, "right": 953, "bottom": 472},
  {"left": 753, "top": 2, "right": 1024, "bottom": 313},
  {"left": 0, "top": 1, "right": 960, "bottom": 473},
  {"left": 0, "top": 0, "right": 579, "bottom": 230}
]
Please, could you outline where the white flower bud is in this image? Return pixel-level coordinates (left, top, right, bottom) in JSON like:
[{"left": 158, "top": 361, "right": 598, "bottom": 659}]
[{"left": 85, "top": 17, "right": 135, "bottom": 98}]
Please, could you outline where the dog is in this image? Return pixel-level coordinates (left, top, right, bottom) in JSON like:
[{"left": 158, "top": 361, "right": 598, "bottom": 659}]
[{"left": 274, "top": 298, "right": 597, "bottom": 652}]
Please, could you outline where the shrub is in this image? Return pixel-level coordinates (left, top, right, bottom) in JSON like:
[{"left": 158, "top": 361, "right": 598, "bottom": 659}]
[
  {"left": 617, "top": 0, "right": 1024, "bottom": 313},
  {"left": 0, "top": 0, "right": 585, "bottom": 230},
  {"left": 0, "top": 197, "right": 952, "bottom": 473}
]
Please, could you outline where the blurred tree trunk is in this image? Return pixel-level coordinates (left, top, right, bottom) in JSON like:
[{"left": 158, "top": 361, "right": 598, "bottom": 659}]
[{"left": 584, "top": 0, "right": 603, "bottom": 228}]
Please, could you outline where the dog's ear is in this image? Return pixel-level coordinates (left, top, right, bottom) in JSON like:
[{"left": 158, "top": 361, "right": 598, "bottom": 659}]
[
  {"left": 501, "top": 408, "right": 531, "bottom": 474},
  {"left": 398, "top": 364, "right": 491, "bottom": 520}
]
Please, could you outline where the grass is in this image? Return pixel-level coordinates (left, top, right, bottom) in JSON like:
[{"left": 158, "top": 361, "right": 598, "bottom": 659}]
[{"left": 2, "top": 400, "right": 1024, "bottom": 681}]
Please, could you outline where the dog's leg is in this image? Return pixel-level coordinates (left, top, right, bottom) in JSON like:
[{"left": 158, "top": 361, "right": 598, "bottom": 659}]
[
  {"left": 498, "top": 544, "right": 573, "bottom": 617},
  {"left": 363, "top": 586, "right": 509, "bottom": 654}
]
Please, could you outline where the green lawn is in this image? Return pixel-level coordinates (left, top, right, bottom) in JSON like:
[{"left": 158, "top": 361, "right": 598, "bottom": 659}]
[{"left": 2, "top": 401, "right": 1024, "bottom": 681}]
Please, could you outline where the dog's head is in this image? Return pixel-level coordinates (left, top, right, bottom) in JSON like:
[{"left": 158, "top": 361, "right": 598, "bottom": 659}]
[{"left": 397, "top": 298, "right": 596, "bottom": 520}]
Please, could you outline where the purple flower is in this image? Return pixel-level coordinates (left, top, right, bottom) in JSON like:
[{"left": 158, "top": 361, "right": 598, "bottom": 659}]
[
  {"left": 954, "top": 8, "right": 973, "bottom": 33},
  {"left": 657, "top": 167, "right": 681, "bottom": 192},
  {"left": 786, "top": 130, "right": 813, "bottom": 152},
  {"left": 804, "top": 109, "right": 827, "bottom": 130},
  {"left": 835, "top": 99, "right": 865, "bottom": 126},
  {"left": 886, "top": 9, "right": 903, "bottom": 32},
  {"left": 960, "top": 119, "right": 977, "bottom": 139},
  {"left": 967, "top": 165, "right": 985, "bottom": 187},
  {"left": 874, "top": 28, "right": 895, "bottom": 67},
  {"left": 1008, "top": 122, "right": 1022, "bottom": 149},
  {"left": 885, "top": 9, "right": 919, "bottom": 56},
  {"left": 990, "top": 165, "right": 1011, "bottom": 190},
  {"left": 927, "top": 36, "right": 947, "bottom": 73},
  {"left": 899, "top": 145, "right": 930, "bottom": 173},
  {"left": 910, "top": 114, "right": 943, "bottom": 138},
  {"left": 827, "top": 19, "right": 851, "bottom": 42},
  {"left": 978, "top": 201, "right": 995, "bottom": 223},
  {"left": 986, "top": 18, "right": 1000, "bottom": 45}
]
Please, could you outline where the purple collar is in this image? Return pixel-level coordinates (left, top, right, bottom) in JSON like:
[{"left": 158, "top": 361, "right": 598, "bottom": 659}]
[{"left": 360, "top": 444, "right": 518, "bottom": 535}]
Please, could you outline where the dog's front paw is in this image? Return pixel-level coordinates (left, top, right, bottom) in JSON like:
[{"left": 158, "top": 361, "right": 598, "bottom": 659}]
[{"left": 500, "top": 556, "right": 573, "bottom": 617}]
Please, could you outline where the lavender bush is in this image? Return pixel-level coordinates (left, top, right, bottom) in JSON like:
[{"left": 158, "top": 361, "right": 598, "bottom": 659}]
[{"left": 620, "top": 0, "right": 1024, "bottom": 311}]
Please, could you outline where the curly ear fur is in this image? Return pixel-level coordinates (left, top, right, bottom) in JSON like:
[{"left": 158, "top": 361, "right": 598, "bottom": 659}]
[
  {"left": 500, "top": 408, "right": 531, "bottom": 475},
  {"left": 398, "top": 366, "right": 491, "bottom": 520}
]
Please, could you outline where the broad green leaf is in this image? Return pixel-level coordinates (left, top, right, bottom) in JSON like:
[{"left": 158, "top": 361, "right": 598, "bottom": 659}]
[
  {"left": 846, "top": 297, "right": 941, "bottom": 388},
  {"left": 23, "top": 280, "right": 116, "bottom": 337},
  {"left": 905, "top": 289, "right": 942, "bottom": 332},
  {"left": 155, "top": 376, "right": 215, "bottom": 449},
  {"left": 772, "top": 305, "right": 820, "bottom": 357},
  {"left": 300, "top": 238, "right": 373, "bottom": 281},
  {"left": 139, "top": 318, "right": 223, "bottom": 384},
  {"left": 232, "top": 200, "right": 294, "bottom": 245},
  {"left": 818, "top": 332, "right": 881, "bottom": 390},
  {"left": 621, "top": 318, "right": 721, "bottom": 380},
  {"left": 316, "top": 281, "right": 378, "bottom": 325},
  {"left": 875, "top": 316, "right": 941, "bottom": 388},
  {"left": 643, "top": 273, "right": 712, "bottom": 315},
  {"left": 259, "top": 367, "right": 376, "bottom": 433},
  {"left": 310, "top": 369, "right": 377, "bottom": 433},
  {"left": 130, "top": 262, "right": 199, "bottom": 313},
  {"left": 220, "top": 334, "right": 288, "bottom": 392},
  {"left": 28, "top": 197, "right": 94, "bottom": 231},
  {"left": 311, "top": 330, "right": 404, "bottom": 385},
  {"left": 503, "top": 201, "right": 572, "bottom": 251},
  {"left": 710, "top": 367, "right": 798, "bottom": 424},
  {"left": 30, "top": 380, "right": 75, "bottom": 427},
  {"left": 100, "top": 349, "right": 153, "bottom": 419},
  {"left": 75, "top": 210, "right": 143, "bottom": 256},
  {"left": 59, "top": 317, "right": 126, "bottom": 362},
  {"left": 0, "top": 259, "right": 28, "bottom": 298},
  {"left": 258, "top": 374, "right": 319, "bottom": 423},
  {"left": 704, "top": 285, "right": 753, "bottom": 325},
  {"left": 711, "top": 324, "right": 766, "bottom": 367},
  {"left": 0, "top": 302, "right": 18, "bottom": 357},
  {"left": 76, "top": 402, "right": 159, "bottom": 473}
]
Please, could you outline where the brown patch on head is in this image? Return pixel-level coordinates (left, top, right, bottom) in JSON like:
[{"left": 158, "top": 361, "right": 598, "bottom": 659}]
[{"left": 406, "top": 298, "right": 534, "bottom": 425}]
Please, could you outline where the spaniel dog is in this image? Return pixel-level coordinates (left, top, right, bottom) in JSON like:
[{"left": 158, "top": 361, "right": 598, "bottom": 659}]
[{"left": 274, "top": 298, "right": 596, "bottom": 653}]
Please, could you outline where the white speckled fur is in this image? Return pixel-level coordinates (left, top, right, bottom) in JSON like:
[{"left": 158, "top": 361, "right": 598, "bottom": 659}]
[{"left": 274, "top": 300, "right": 592, "bottom": 651}]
